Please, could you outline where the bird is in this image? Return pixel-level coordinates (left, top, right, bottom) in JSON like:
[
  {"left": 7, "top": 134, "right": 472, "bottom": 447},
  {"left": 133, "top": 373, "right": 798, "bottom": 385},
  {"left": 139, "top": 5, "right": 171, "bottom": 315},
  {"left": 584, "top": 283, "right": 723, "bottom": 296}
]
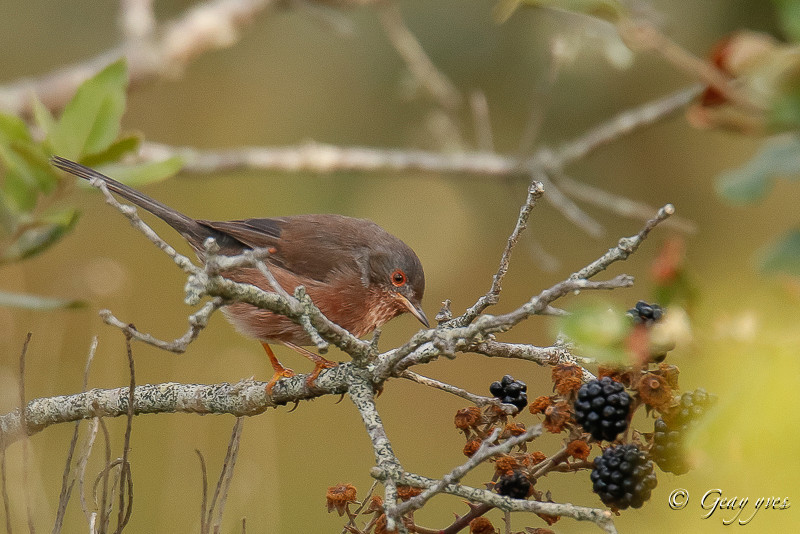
[{"left": 51, "top": 156, "right": 428, "bottom": 391}]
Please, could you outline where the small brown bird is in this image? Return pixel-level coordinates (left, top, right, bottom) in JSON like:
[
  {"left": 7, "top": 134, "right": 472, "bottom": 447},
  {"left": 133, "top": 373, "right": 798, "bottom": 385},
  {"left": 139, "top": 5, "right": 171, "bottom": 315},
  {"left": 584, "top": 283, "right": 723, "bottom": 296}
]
[{"left": 52, "top": 156, "right": 428, "bottom": 390}]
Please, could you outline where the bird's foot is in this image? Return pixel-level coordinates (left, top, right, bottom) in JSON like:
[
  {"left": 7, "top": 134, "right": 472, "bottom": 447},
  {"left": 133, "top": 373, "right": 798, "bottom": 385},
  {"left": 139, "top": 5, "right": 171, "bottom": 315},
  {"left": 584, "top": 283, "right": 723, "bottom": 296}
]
[
  {"left": 305, "top": 359, "right": 338, "bottom": 389},
  {"left": 265, "top": 367, "right": 296, "bottom": 394}
]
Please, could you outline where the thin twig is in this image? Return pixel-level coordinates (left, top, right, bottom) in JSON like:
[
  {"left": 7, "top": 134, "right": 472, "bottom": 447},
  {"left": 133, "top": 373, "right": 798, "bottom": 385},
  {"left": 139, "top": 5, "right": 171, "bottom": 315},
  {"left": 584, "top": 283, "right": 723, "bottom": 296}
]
[
  {"left": 390, "top": 425, "right": 542, "bottom": 518},
  {"left": 114, "top": 333, "right": 136, "bottom": 534},
  {"left": 0, "top": 428, "right": 11, "bottom": 534},
  {"left": 556, "top": 174, "right": 696, "bottom": 233},
  {"left": 196, "top": 450, "right": 209, "bottom": 534},
  {"left": 469, "top": 91, "right": 494, "bottom": 152},
  {"left": 377, "top": 1, "right": 461, "bottom": 111},
  {"left": 77, "top": 419, "right": 100, "bottom": 527},
  {"left": 99, "top": 419, "right": 112, "bottom": 533},
  {"left": 455, "top": 180, "right": 545, "bottom": 327},
  {"left": 399, "top": 371, "right": 502, "bottom": 407},
  {"left": 53, "top": 336, "right": 98, "bottom": 534},
  {"left": 18, "top": 333, "right": 36, "bottom": 534},
  {"left": 208, "top": 418, "right": 244, "bottom": 533}
]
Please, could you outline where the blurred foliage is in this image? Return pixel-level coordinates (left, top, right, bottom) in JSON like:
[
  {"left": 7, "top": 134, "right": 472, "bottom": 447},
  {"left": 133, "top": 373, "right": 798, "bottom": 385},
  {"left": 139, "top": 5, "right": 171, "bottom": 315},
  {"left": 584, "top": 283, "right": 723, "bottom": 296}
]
[
  {"left": 495, "top": 0, "right": 625, "bottom": 23},
  {"left": 715, "top": 134, "right": 800, "bottom": 203},
  {"left": 555, "top": 301, "right": 629, "bottom": 363},
  {"left": 0, "top": 58, "right": 182, "bottom": 309}
]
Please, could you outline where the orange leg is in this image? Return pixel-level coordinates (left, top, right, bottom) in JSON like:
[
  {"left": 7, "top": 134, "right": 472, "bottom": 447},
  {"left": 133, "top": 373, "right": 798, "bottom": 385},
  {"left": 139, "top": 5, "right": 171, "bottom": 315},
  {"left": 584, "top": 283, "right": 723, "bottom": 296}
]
[
  {"left": 262, "top": 342, "right": 296, "bottom": 393},
  {"left": 283, "top": 341, "right": 338, "bottom": 389}
]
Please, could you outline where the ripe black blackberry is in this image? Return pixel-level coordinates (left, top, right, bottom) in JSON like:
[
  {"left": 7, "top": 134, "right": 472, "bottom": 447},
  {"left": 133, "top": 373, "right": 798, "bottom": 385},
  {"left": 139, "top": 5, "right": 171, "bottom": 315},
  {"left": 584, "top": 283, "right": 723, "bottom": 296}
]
[
  {"left": 627, "top": 301, "right": 663, "bottom": 325},
  {"left": 574, "top": 377, "right": 631, "bottom": 441},
  {"left": 495, "top": 471, "right": 531, "bottom": 499},
  {"left": 591, "top": 444, "right": 657, "bottom": 509},
  {"left": 652, "top": 388, "right": 716, "bottom": 474},
  {"left": 489, "top": 375, "right": 528, "bottom": 411}
]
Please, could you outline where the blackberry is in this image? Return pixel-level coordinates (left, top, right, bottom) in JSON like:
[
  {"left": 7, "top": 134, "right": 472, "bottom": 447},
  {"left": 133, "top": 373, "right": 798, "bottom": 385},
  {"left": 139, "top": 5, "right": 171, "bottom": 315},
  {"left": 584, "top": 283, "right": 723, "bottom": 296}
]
[
  {"left": 591, "top": 444, "right": 657, "bottom": 509},
  {"left": 627, "top": 301, "right": 663, "bottom": 325},
  {"left": 652, "top": 388, "right": 716, "bottom": 474},
  {"left": 495, "top": 471, "right": 531, "bottom": 499},
  {"left": 673, "top": 388, "right": 717, "bottom": 427},
  {"left": 489, "top": 375, "right": 528, "bottom": 411},
  {"left": 651, "top": 418, "right": 688, "bottom": 474},
  {"left": 574, "top": 377, "right": 631, "bottom": 441}
]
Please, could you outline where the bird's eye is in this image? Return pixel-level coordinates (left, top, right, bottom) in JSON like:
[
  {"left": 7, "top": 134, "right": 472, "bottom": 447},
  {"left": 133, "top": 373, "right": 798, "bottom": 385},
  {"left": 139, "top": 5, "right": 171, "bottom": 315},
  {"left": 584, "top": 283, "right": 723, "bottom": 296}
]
[{"left": 390, "top": 269, "right": 407, "bottom": 287}]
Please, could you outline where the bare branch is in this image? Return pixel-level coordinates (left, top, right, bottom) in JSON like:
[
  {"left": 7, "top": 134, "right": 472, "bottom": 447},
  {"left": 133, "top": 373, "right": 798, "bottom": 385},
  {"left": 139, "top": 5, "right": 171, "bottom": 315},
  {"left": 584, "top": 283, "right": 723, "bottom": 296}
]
[
  {"left": 455, "top": 180, "right": 545, "bottom": 327},
  {"left": 399, "top": 371, "right": 502, "bottom": 407},
  {"left": 377, "top": 2, "right": 461, "bottom": 111},
  {"left": 396, "top": 472, "right": 617, "bottom": 533},
  {"left": 0, "top": 0, "right": 275, "bottom": 116},
  {"left": 137, "top": 86, "right": 699, "bottom": 177},
  {"left": 389, "top": 425, "right": 542, "bottom": 518}
]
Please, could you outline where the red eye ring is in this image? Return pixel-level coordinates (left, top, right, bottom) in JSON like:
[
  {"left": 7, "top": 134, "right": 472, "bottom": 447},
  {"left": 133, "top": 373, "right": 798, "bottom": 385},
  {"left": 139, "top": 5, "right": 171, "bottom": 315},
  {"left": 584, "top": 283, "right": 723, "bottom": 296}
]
[{"left": 391, "top": 269, "right": 407, "bottom": 287}]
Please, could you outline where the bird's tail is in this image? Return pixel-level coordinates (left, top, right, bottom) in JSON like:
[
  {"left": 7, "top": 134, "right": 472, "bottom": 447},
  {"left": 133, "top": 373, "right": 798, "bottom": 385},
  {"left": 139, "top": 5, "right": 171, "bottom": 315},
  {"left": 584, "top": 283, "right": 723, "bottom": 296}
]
[{"left": 51, "top": 156, "right": 203, "bottom": 241}]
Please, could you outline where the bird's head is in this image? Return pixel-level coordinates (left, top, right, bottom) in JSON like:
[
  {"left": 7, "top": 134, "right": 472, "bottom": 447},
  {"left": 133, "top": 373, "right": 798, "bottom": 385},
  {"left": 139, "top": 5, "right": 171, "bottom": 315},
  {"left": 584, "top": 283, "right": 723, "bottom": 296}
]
[{"left": 366, "top": 241, "right": 428, "bottom": 328}]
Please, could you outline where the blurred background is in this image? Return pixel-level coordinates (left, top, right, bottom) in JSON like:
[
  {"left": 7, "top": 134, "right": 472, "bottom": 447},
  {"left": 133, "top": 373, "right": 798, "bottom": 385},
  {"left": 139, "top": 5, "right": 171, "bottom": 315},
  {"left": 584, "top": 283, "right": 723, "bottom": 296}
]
[{"left": 0, "top": 0, "right": 797, "bottom": 532}]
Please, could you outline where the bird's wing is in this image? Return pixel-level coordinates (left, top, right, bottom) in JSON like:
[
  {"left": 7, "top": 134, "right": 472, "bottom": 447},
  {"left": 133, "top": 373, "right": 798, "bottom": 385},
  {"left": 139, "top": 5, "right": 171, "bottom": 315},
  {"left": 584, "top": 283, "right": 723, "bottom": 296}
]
[{"left": 197, "top": 215, "right": 372, "bottom": 284}]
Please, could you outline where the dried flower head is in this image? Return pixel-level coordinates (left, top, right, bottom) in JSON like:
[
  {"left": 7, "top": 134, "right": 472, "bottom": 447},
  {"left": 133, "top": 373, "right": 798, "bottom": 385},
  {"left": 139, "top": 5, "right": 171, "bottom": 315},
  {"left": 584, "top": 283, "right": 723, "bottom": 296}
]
[
  {"left": 522, "top": 451, "right": 547, "bottom": 467},
  {"left": 455, "top": 406, "right": 482, "bottom": 430},
  {"left": 528, "top": 396, "right": 552, "bottom": 415},
  {"left": 366, "top": 495, "right": 384, "bottom": 513},
  {"left": 502, "top": 422, "right": 527, "bottom": 438},
  {"left": 469, "top": 517, "right": 496, "bottom": 534},
  {"left": 637, "top": 373, "right": 673, "bottom": 411},
  {"left": 552, "top": 363, "right": 583, "bottom": 396},
  {"left": 326, "top": 483, "right": 357, "bottom": 516},
  {"left": 658, "top": 363, "right": 681, "bottom": 390},
  {"left": 463, "top": 438, "right": 483, "bottom": 457},
  {"left": 542, "top": 401, "right": 571, "bottom": 434},
  {"left": 494, "top": 454, "right": 520, "bottom": 476},
  {"left": 396, "top": 485, "right": 423, "bottom": 501},
  {"left": 566, "top": 440, "right": 591, "bottom": 461}
]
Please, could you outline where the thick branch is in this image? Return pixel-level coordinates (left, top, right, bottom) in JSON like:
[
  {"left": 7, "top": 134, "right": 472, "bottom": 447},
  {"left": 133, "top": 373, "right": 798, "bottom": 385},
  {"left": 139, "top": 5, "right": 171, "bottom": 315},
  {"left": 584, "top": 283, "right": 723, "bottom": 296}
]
[{"left": 0, "top": 369, "right": 354, "bottom": 448}]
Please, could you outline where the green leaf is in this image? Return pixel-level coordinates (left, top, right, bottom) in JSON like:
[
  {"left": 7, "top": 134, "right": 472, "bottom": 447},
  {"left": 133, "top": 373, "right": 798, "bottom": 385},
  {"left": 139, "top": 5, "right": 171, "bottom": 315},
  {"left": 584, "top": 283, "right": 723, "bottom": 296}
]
[
  {"left": 81, "top": 133, "right": 142, "bottom": 167},
  {"left": 0, "top": 290, "right": 86, "bottom": 310},
  {"left": 716, "top": 134, "right": 800, "bottom": 204},
  {"left": 94, "top": 156, "right": 184, "bottom": 188},
  {"left": 0, "top": 112, "right": 31, "bottom": 143},
  {"left": 1, "top": 207, "right": 80, "bottom": 262},
  {"left": 759, "top": 228, "right": 800, "bottom": 275},
  {"left": 48, "top": 59, "right": 128, "bottom": 160},
  {"left": 0, "top": 143, "right": 39, "bottom": 211},
  {"left": 31, "top": 95, "right": 56, "bottom": 138},
  {"left": 0, "top": 191, "right": 17, "bottom": 234},
  {"left": 773, "top": 0, "right": 800, "bottom": 42},
  {"left": 11, "top": 140, "right": 59, "bottom": 194}
]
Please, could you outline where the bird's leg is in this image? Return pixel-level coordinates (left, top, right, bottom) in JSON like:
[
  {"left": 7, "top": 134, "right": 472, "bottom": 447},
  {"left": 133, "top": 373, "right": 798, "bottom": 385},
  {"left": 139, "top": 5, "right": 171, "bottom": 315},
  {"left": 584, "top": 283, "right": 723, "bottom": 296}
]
[
  {"left": 262, "top": 342, "right": 296, "bottom": 393},
  {"left": 283, "top": 341, "right": 338, "bottom": 388}
]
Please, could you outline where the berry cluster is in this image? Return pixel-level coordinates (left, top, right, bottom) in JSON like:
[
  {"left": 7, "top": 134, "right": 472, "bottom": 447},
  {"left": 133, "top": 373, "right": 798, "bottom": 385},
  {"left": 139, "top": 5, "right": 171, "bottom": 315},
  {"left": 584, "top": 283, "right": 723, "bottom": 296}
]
[
  {"left": 489, "top": 375, "right": 528, "bottom": 411},
  {"left": 574, "top": 377, "right": 631, "bottom": 441},
  {"left": 652, "top": 388, "right": 716, "bottom": 474},
  {"left": 494, "top": 471, "right": 531, "bottom": 499},
  {"left": 627, "top": 301, "right": 663, "bottom": 325},
  {"left": 591, "top": 444, "right": 657, "bottom": 509}
]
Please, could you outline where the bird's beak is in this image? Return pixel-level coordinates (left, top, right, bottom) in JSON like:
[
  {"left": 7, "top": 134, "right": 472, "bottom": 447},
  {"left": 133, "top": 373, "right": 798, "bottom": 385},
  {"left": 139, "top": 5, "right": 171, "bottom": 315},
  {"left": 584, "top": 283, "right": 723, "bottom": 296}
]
[{"left": 396, "top": 294, "right": 430, "bottom": 328}]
